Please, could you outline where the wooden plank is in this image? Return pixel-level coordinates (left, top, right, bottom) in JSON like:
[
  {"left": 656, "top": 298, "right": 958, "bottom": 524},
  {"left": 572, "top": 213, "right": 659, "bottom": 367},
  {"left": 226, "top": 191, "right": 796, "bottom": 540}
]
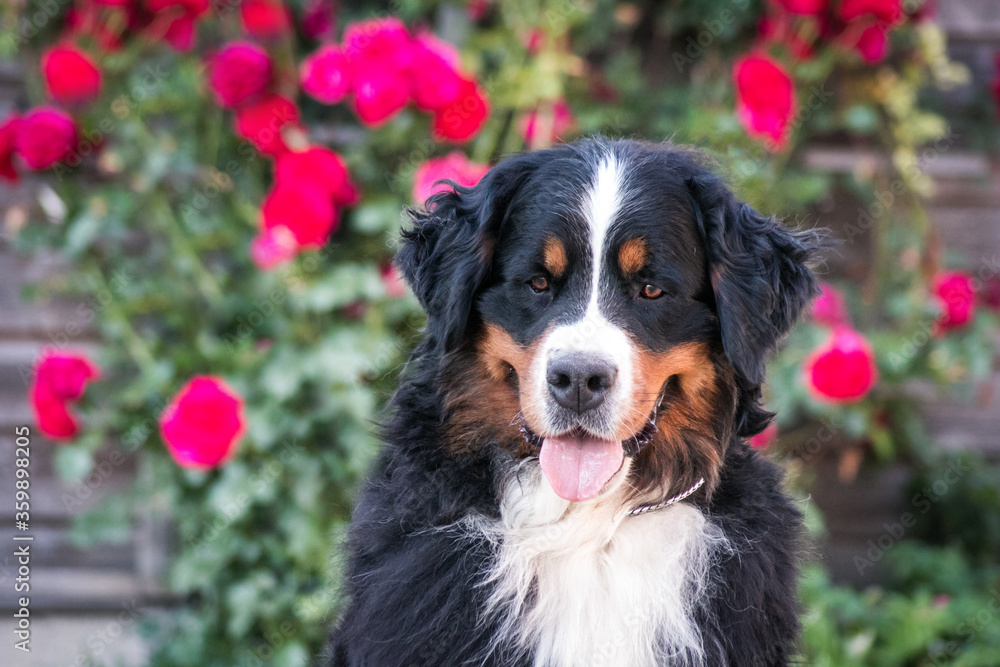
[
  {"left": 0, "top": 612, "right": 149, "bottom": 665},
  {"left": 931, "top": 208, "right": 1000, "bottom": 269},
  {"left": 0, "top": 524, "right": 134, "bottom": 570},
  {"left": 935, "top": 0, "right": 1000, "bottom": 41},
  {"left": 0, "top": 569, "right": 150, "bottom": 610},
  {"left": 0, "top": 251, "right": 92, "bottom": 340},
  {"left": 932, "top": 176, "right": 1000, "bottom": 209},
  {"left": 0, "top": 432, "right": 138, "bottom": 519},
  {"left": 802, "top": 147, "right": 992, "bottom": 179}
]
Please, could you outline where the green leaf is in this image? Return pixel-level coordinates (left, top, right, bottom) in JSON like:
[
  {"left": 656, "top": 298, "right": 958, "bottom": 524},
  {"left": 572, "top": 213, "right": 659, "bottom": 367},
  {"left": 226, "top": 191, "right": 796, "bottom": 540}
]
[
  {"left": 53, "top": 446, "right": 94, "bottom": 484},
  {"left": 65, "top": 212, "right": 103, "bottom": 256}
]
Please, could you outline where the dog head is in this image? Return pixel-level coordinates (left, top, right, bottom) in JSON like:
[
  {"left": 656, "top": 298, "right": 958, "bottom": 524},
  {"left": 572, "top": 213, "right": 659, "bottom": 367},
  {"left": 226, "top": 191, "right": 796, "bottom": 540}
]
[{"left": 398, "top": 139, "right": 818, "bottom": 505}]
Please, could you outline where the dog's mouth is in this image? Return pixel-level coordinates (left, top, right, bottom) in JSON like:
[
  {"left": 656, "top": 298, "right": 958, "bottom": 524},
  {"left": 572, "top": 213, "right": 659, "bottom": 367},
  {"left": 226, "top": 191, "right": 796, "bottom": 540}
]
[
  {"left": 518, "top": 407, "right": 660, "bottom": 503},
  {"left": 519, "top": 420, "right": 657, "bottom": 455}
]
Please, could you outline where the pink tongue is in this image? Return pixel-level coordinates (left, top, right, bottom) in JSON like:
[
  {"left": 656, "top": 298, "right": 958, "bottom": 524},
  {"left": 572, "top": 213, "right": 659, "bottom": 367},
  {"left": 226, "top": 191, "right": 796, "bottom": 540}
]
[{"left": 539, "top": 434, "right": 624, "bottom": 502}]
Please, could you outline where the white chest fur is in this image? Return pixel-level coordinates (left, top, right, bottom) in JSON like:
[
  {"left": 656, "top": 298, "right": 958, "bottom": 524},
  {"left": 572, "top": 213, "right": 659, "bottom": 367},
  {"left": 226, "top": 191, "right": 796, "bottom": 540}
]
[{"left": 481, "top": 464, "right": 727, "bottom": 667}]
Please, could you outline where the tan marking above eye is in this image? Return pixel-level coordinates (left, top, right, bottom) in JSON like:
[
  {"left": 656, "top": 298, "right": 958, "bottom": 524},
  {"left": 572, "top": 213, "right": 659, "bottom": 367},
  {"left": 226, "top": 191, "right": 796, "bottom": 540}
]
[
  {"left": 542, "top": 237, "right": 568, "bottom": 278},
  {"left": 618, "top": 238, "right": 649, "bottom": 275}
]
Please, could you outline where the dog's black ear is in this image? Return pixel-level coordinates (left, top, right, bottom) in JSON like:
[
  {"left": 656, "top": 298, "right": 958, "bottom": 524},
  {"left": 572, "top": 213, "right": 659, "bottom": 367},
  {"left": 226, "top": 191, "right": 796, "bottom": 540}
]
[
  {"left": 688, "top": 174, "right": 820, "bottom": 437},
  {"left": 397, "top": 154, "right": 538, "bottom": 354}
]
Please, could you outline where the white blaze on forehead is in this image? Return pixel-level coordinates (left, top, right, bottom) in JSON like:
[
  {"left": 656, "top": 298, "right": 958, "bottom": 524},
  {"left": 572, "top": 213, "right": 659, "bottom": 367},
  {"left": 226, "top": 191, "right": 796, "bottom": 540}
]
[
  {"left": 584, "top": 154, "right": 625, "bottom": 313},
  {"left": 532, "top": 151, "right": 637, "bottom": 439}
]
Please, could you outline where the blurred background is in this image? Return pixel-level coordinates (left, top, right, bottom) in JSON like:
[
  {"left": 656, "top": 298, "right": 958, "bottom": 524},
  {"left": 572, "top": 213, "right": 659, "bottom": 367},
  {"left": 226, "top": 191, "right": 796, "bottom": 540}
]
[{"left": 0, "top": 0, "right": 998, "bottom": 665}]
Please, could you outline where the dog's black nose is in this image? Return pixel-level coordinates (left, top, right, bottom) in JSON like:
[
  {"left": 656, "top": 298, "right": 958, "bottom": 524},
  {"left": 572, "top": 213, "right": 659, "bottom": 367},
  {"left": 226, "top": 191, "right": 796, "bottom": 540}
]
[{"left": 546, "top": 353, "right": 617, "bottom": 414}]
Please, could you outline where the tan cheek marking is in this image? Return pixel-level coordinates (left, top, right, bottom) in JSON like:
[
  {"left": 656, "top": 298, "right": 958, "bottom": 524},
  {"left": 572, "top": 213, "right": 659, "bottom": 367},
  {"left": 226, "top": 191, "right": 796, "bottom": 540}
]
[
  {"left": 542, "top": 237, "right": 568, "bottom": 278},
  {"left": 440, "top": 323, "right": 550, "bottom": 457},
  {"left": 618, "top": 238, "right": 649, "bottom": 275},
  {"left": 479, "top": 323, "right": 550, "bottom": 434},
  {"left": 615, "top": 342, "right": 715, "bottom": 440},
  {"left": 623, "top": 341, "right": 725, "bottom": 500}
]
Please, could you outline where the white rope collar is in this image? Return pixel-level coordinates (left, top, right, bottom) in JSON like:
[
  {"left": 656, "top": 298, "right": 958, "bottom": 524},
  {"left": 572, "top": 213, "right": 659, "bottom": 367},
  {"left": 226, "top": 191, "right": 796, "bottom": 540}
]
[{"left": 628, "top": 477, "right": 705, "bottom": 516}]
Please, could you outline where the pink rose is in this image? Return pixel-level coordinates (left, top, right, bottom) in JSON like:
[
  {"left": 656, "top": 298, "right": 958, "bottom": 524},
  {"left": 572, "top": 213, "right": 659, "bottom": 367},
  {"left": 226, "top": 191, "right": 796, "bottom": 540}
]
[
  {"left": 932, "top": 271, "right": 976, "bottom": 334},
  {"left": 29, "top": 350, "right": 100, "bottom": 440},
  {"left": 300, "top": 45, "right": 353, "bottom": 105},
  {"left": 431, "top": 78, "right": 490, "bottom": 143},
  {"left": 811, "top": 283, "right": 850, "bottom": 328},
  {"left": 804, "top": 327, "right": 878, "bottom": 404},
  {"left": 207, "top": 42, "right": 272, "bottom": 109},
  {"left": 733, "top": 54, "right": 796, "bottom": 150},
  {"left": 409, "top": 33, "right": 464, "bottom": 112},
  {"left": 160, "top": 376, "right": 245, "bottom": 469},
  {"left": 412, "top": 152, "right": 489, "bottom": 204},
  {"left": 14, "top": 107, "right": 77, "bottom": 170},
  {"left": 41, "top": 44, "right": 102, "bottom": 105},
  {"left": 261, "top": 183, "right": 336, "bottom": 248}
]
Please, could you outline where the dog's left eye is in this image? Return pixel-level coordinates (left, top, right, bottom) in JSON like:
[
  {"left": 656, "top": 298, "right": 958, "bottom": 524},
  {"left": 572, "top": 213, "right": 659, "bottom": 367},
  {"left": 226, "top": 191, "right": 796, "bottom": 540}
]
[
  {"left": 640, "top": 284, "right": 664, "bottom": 299},
  {"left": 529, "top": 276, "right": 550, "bottom": 293}
]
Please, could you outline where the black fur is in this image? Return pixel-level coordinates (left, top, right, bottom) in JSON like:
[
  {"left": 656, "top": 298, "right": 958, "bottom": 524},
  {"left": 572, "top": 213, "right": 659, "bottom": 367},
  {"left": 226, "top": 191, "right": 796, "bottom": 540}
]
[
  {"left": 327, "top": 139, "right": 816, "bottom": 666},
  {"left": 687, "top": 173, "right": 821, "bottom": 437}
]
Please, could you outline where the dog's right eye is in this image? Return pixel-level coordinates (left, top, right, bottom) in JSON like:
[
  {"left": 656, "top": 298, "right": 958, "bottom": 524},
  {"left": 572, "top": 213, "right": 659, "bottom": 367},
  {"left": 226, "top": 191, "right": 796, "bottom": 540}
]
[{"left": 528, "top": 276, "right": 550, "bottom": 293}]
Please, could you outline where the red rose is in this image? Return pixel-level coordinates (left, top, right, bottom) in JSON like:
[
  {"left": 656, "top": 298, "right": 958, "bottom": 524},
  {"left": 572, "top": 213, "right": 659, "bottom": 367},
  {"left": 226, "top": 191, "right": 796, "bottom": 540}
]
[
  {"left": 300, "top": 45, "right": 353, "bottom": 105},
  {"left": 147, "top": 0, "right": 209, "bottom": 51},
  {"left": 29, "top": 350, "right": 100, "bottom": 440},
  {"left": 41, "top": 45, "right": 102, "bottom": 105},
  {"left": 342, "top": 18, "right": 418, "bottom": 126},
  {"left": 431, "top": 78, "right": 490, "bottom": 143},
  {"left": 734, "top": 54, "right": 796, "bottom": 150},
  {"left": 0, "top": 115, "right": 19, "bottom": 183},
  {"left": 409, "top": 34, "right": 464, "bottom": 112},
  {"left": 160, "top": 376, "right": 245, "bottom": 469},
  {"left": 352, "top": 70, "right": 411, "bottom": 127},
  {"left": 852, "top": 23, "right": 890, "bottom": 63},
  {"left": 239, "top": 0, "right": 291, "bottom": 40},
  {"left": 775, "top": 0, "right": 827, "bottom": 14},
  {"left": 519, "top": 98, "right": 575, "bottom": 147},
  {"left": 250, "top": 225, "right": 298, "bottom": 270},
  {"left": 748, "top": 421, "right": 778, "bottom": 450},
  {"left": 261, "top": 183, "right": 336, "bottom": 248},
  {"left": 811, "top": 282, "right": 850, "bottom": 328},
  {"left": 274, "top": 147, "right": 359, "bottom": 206},
  {"left": 804, "top": 327, "right": 878, "bottom": 404},
  {"left": 234, "top": 94, "right": 300, "bottom": 156},
  {"left": 839, "top": 0, "right": 901, "bottom": 23},
  {"left": 412, "top": 152, "right": 489, "bottom": 204},
  {"left": 15, "top": 107, "right": 77, "bottom": 170},
  {"left": 932, "top": 271, "right": 976, "bottom": 334},
  {"left": 207, "top": 42, "right": 272, "bottom": 109}
]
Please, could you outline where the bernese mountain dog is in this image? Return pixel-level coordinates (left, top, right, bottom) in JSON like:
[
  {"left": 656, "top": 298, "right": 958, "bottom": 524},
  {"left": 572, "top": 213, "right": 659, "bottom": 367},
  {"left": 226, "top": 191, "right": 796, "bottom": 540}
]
[{"left": 327, "top": 138, "right": 819, "bottom": 666}]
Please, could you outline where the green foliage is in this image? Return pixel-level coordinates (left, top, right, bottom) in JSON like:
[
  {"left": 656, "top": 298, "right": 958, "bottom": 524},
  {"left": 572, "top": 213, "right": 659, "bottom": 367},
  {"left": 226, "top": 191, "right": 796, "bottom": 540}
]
[
  {"left": 800, "top": 543, "right": 1000, "bottom": 667},
  {"left": 800, "top": 454, "right": 1000, "bottom": 666},
  {"left": 909, "top": 452, "right": 1000, "bottom": 565}
]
